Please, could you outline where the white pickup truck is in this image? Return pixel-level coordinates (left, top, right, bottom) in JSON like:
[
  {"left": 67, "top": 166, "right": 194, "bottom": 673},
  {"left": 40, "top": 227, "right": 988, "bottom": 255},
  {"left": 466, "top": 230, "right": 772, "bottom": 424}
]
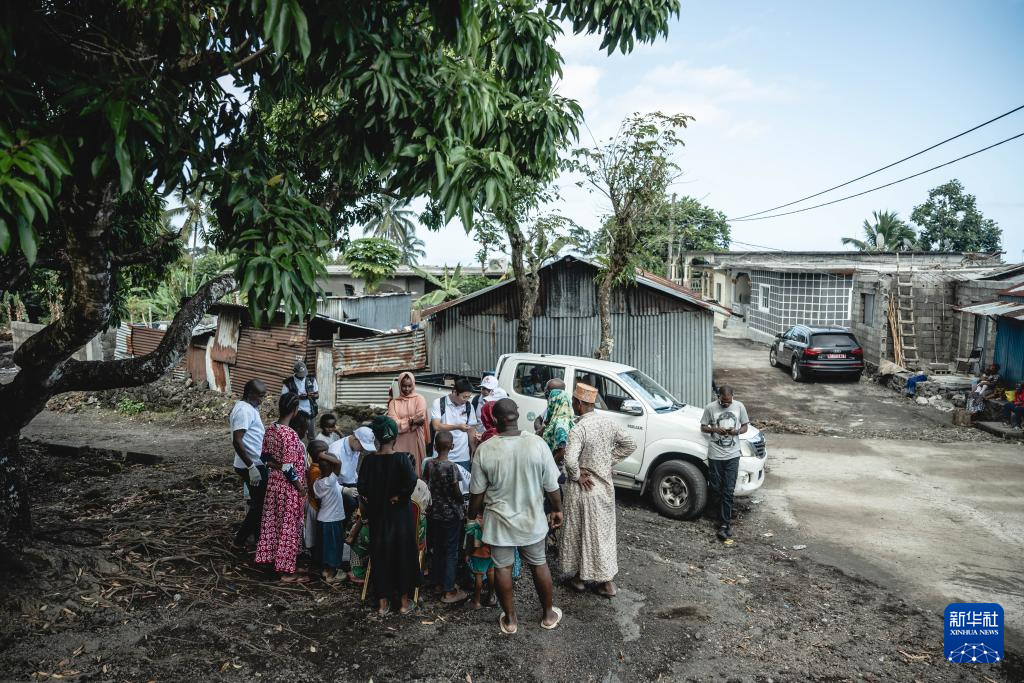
[{"left": 408, "top": 352, "right": 767, "bottom": 520}]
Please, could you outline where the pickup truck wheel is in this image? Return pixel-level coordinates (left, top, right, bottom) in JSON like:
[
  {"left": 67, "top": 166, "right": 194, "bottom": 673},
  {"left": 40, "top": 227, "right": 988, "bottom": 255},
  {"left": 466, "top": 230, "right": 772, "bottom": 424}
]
[{"left": 650, "top": 460, "right": 708, "bottom": 520}]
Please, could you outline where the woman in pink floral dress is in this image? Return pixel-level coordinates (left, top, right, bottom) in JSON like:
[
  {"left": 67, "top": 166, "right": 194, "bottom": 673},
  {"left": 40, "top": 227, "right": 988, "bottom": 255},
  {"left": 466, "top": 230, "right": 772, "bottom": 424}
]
[{"left": 255, "top": 393, "right": 308, "bottom": 582}]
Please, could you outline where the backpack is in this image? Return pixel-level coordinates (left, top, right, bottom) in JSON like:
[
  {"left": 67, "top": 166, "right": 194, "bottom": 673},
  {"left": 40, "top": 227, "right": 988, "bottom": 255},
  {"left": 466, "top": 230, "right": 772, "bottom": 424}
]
[{"left": 428, "top": 395, "right": 477, "bottom": 455}]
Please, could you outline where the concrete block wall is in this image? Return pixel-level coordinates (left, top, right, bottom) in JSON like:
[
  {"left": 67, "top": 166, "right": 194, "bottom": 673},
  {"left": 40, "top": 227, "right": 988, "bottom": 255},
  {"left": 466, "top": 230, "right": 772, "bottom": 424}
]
[
  {"left": 952, "top": 280, "right": 1006, "bottom": 365},
  {"left": 850, "top": 273, "right": 886, "bottom": 367},
  {"left": 908, "top": 274, "right": 958, "bottom": 365}
]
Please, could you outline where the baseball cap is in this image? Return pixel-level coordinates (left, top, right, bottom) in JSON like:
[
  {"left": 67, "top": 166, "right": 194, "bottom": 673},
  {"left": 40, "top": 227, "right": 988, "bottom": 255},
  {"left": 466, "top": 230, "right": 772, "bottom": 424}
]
[
  {"left": 481, "top": 375, "right": 499, "bottom": 391},
  {"left": 354, "top": 426, "right": 376, "bottom": 452}
]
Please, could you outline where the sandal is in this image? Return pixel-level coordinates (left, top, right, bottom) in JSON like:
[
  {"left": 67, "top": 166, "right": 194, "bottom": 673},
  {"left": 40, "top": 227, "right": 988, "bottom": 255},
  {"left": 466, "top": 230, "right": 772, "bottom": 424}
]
[
  {"left": 540, "top": 606, "right": 563, "bottom": 630},
  {"left": 499, "top": 612, "right": 518, "bottom": 635},
  {"left": 441, "top": 590, "right": 469, "bottom": 604},
  {"left": 399, "top": 602, "right": 417, "bottom": 615}
]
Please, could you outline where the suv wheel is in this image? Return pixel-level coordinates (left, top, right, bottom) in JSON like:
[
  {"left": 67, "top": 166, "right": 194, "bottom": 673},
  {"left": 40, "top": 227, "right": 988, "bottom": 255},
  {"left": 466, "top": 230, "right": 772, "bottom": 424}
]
[
  {"left": 769, "top": 347, "right": 778, "bottom": 367},
  {"left": 650, "top": 460, "right": 708, "bottom": 520},
  {"left": 791, "top": 359, "right": 804, "bottom": 382}
]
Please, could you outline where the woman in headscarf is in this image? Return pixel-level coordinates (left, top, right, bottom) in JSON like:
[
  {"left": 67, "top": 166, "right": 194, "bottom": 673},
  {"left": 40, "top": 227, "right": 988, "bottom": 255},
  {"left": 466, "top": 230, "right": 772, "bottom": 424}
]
[
  {"left": 543, "top": 388, "right": 575, "bottom": 465},
  {"left": 255, "top": 393, "right": 308, "bottom": 582},
  {"left": 358, "top": 415, "right": 421, "bottom": 615},
  {"left": 387, "top": 372, "right": 429, "bottom": 475}
]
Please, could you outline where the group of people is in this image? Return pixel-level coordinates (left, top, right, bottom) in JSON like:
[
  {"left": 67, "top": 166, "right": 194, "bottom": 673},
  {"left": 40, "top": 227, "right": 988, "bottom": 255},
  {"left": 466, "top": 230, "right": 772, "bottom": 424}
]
[
  {"left": 227, "top": 361, "right": 749, "bottom": 632},
  {"left": 965, "top": 362, "right": 1024, "bottom": 430}
]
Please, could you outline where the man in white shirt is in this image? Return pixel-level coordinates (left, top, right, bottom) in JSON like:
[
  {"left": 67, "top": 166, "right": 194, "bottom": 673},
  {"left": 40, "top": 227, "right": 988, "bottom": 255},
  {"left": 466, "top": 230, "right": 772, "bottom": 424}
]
[
  {"left": 327, "top": 426, "right": 376, "bottom": 517},
  {"left": 282, "top": 361, "right": 319, "bottom": 436},
  {"left": 430, "top": 378, "right": 478, "bottom": 472},
  {"left": 469, "top": 398, "right": 564, "bottom": 634},
  {"left": 230, "top": 379, "right": 268, "bottom": 547}
]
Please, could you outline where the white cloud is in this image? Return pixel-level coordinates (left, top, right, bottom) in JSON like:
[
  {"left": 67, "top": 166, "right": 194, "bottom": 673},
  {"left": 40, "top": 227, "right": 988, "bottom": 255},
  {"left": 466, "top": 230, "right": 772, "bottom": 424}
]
[
  {"left": 643, "top": 61, "right": 782, "bottom": 101},
  {"left": 555, "top": 64, "right": 603, "bottom": 111},
  {"left": 725, "top": 120, "right": 770, "bottom": 140}
]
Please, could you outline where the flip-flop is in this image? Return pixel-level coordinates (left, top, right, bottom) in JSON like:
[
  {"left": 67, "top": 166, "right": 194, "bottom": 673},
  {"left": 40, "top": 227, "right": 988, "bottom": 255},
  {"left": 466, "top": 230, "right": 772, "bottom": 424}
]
[
  {"left": 400, "top": 602, "right": 417, "bottom": 615},
  {"left": 499, "top": 612, "right": 518, "bottom": 635},
  {"left": 540, "top": 606, "right": 563, "bottom": 630},
  {"left": 596, "top": 588, "right": 617, "bottom": 598},
  {"left": 441, "top": 590, "right": 469, "bottom": 604}
]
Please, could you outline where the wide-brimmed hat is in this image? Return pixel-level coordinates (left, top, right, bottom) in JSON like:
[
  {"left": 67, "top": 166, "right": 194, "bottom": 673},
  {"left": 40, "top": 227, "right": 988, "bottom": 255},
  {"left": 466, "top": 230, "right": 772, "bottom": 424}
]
[{"left": 573, "top": 382, "right": 598, "bottom": 404}]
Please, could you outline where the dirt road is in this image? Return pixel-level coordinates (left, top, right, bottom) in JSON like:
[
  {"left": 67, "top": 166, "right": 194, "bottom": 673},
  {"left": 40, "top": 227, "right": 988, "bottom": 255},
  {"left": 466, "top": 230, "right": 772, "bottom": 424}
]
[
  {"left": 2, "top": 392, "right": 1020, "bottom": 680},
  {"left": 714, "top": 336, "right": 1024, "bottom": 647}
]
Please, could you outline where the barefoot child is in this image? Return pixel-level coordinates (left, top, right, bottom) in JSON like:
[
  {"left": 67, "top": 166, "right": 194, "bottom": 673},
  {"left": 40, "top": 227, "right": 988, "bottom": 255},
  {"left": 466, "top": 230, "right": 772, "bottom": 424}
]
[
  {"left": 423, "top": 431, "right": 468, "bottom": 604},
  {"left": 346, "top": 511, "right": 369, "bottom": 585},
  {"left": 313, "top": 451, "right": 346, "bottom": 584}
]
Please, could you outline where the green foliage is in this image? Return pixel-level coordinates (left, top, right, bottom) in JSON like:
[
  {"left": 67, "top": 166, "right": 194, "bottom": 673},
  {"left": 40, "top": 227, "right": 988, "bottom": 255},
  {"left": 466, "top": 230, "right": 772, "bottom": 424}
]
[
  {"left": 0, "top": 0, "right": 680, "bottom": 338},
  {"left": 586, "top": 195, "right": 730, "bottom": 276},
  {"left": 127, "top": 253, "right": 234, "bottom": 322},
  {"left": 115, "top": 397, "right": 146, "bottom": 416},
  {"left": 911, "top": 180, "right": 1002, "bottom": 253},
  {"left": 841, "top": 210, "right": 916, "bottom": 252},
  {"left": 361, "top": 198, "right": 425, "bottom": 265},
  {"left": 412, "top": 265, "right": 504, "bottom": 308},
  {"left": 570, "top": 112, "right": 693, "bottom": 286},
  {"left": 344, "top": 238, "right": 401, "bottom": 293}
]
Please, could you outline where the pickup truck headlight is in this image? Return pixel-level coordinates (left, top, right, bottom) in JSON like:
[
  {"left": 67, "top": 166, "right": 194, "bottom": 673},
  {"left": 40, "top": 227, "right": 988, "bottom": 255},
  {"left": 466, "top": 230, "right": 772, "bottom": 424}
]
[{"left": 740, "top": 440, "right": 756, "bottom": 458}]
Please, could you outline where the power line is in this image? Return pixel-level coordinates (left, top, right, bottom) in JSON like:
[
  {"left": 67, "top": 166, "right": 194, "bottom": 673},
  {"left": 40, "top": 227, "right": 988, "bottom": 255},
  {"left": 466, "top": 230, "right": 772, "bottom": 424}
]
[
  {"left": 729, "top": 131, "right": 1024, "bottom": 222},
  {"left": 729, "top": 239, "right": 785, "bottom": 251},
  {"left": 730, "top": 103, "right": 1024, "bottom": 220}
]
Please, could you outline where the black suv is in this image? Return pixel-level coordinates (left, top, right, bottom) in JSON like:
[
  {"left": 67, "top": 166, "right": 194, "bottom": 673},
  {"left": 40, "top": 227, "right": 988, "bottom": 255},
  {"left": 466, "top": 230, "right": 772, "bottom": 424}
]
[{"left": 768, "top": 325, "right": 864, "bottom": 382}]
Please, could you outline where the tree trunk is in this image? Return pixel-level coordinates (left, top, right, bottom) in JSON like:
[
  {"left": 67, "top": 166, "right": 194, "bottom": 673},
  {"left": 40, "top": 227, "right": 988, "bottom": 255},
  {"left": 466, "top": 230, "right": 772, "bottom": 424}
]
[
  {"left": 0, "top": 433, "right": 31, "bottom": 548},
  {"left": 0, "top": 272, "right": 236, "bottom": 547},
  {"left": 596, "top": 272, "right": 614, "bottom": 360},
  {"left": 506, "top": 224, "right": 538, "bottom": 353}
]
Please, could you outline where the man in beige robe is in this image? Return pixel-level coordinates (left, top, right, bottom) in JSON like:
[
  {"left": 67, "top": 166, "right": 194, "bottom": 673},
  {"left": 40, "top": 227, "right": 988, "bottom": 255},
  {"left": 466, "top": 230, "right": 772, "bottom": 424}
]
[{"left": 558, "top": 382, "right": 636, "bottom": 597}]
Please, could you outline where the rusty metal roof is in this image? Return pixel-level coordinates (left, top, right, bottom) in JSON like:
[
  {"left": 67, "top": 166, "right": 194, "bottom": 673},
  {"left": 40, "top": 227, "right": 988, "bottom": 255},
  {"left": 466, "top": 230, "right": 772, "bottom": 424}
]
[
  {"left": 422, "top": 255, "right": 729, "bottom": 317},
  {"left": 998, "top": 282, "right": 1024, "bottom": 298},
  {"left": 335, "top": 329, "right": 427, "bottom": 376},
  {"left": 956, "top": 300, "right": 1024, "bottom": 319}
]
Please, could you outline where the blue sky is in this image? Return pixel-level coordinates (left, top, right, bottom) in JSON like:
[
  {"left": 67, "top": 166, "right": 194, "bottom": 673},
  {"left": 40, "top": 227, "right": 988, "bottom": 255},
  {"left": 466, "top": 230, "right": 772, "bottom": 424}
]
[{"left": 421, "top": 0, "right": 1024, "bottom": 265}]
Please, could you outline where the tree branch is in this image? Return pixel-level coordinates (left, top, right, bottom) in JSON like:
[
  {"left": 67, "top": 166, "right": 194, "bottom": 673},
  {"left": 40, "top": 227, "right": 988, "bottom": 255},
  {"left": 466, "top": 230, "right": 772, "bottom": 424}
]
[
  {"left": 55, "top": 273, "right": 236, "bottom": 392},
  {"left": 110, "top": 233, "right": 180, "bottom": 266}
]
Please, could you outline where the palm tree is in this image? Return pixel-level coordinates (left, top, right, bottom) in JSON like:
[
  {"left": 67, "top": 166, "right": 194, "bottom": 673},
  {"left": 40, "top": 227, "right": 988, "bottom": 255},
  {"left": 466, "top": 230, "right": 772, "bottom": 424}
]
[
  {"left": 842, "top": 210, "right": 916, "bottom": 251},
  {"left": 362, "top": 197, "right": 424, "bottom": 264}
]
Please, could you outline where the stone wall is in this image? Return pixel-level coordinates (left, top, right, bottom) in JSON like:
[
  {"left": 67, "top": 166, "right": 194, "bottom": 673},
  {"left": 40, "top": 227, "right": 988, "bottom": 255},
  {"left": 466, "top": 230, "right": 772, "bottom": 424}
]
[{"left": 952, "top": 280, "right": 1005, "bottom": 366}]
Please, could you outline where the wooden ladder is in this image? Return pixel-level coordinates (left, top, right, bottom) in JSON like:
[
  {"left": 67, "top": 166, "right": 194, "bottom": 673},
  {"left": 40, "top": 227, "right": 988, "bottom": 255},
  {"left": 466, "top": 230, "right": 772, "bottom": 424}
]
[{"left": 895, "top": 274, "right": 919, "bottom": 370}]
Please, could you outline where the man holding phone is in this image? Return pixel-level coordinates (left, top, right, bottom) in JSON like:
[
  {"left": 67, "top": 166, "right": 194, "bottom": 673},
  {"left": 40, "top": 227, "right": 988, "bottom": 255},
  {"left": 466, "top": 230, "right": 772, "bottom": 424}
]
[{"left": 700, "top": 384, "right": 749, "bottom": 543}]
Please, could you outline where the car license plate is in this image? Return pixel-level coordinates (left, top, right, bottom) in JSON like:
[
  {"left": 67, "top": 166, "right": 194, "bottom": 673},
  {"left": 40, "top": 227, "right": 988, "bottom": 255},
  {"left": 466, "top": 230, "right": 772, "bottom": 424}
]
[{"left": 826, "top": 353, "right": 845, "bottom": 359}]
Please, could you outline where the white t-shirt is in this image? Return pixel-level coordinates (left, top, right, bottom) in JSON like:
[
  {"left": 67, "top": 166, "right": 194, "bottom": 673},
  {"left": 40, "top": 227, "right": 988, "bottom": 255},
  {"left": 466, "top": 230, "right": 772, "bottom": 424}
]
[
  {"left": 430, "top": 395, "right": 478, "bottom": 464},
  {"left": 313, "top": 472, "right": 346, "bottom": 523},
  {"left": 469, "top": 432, "right": 561, "bottom": 548},
  {"left": 229, "top": 400, "right": 265, "bottom": 469},
  {"left": 327, "top": 436, "right": 360, "bottom": 485},
  {"left": 281, "top": 376, "right": 319, "bottom": 415}
]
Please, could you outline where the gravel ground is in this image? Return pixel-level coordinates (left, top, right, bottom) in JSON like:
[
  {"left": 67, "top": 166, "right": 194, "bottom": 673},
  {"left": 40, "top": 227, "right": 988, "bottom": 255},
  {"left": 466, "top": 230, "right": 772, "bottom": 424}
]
[{"left": 2, "top": 407, "right": 1020, "bottom": 682}]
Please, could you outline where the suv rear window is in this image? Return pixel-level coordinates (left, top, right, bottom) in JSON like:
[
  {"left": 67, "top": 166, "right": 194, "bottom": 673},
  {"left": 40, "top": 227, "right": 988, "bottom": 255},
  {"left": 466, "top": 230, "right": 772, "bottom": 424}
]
[{"left": 810, "top": 333, "right": 857, "bottom": 348}]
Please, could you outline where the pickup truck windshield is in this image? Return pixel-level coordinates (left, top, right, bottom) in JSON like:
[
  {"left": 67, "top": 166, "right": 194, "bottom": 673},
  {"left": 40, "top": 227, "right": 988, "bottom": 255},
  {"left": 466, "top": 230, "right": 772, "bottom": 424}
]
[{"left": 618, "top": 370, "right": 680, "bottom": 412}]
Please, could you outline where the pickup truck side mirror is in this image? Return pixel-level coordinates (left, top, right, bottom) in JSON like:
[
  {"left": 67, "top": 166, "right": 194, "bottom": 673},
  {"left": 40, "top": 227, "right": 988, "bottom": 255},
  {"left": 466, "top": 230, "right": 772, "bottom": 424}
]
[{"left": 621, "top": 399, "right": 644, "bottom": 417}]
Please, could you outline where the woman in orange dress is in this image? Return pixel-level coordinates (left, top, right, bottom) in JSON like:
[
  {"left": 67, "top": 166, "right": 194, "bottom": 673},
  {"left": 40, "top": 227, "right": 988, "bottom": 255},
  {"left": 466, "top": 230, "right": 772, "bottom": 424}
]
[{"left": 387, "top": 372, "right": 429, "bottom": 475}]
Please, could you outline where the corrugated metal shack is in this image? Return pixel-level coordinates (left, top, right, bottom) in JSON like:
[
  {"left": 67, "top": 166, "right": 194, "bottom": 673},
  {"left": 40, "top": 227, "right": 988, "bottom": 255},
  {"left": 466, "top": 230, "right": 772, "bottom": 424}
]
[
  {"left": 334, "top": 329, "right": 429, "bottom": 405},
  {"left": 958, "top": 280, "right": 1024, "bottom": 386},
  {"left": 422, "top": 256, "right": 730, "bottom": 407},
  {"left": 317, "top": 292, "right": 413, "bottom": 332},
  {"left": 205, "top": 303, "right": 380, "bottom": 405}
]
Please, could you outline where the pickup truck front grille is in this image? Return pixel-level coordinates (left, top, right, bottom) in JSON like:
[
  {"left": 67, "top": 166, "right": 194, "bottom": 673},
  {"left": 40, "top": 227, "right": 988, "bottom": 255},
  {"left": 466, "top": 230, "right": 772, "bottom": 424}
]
[{"left": 752, "top": 435, "right": 767, "bottom": 459}]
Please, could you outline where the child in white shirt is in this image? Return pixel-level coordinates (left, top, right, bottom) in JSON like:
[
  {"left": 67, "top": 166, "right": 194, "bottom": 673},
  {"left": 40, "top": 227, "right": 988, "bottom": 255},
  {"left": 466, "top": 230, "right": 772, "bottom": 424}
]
[{"left": 313, "top": 453, "right": 346, "bottom": 584}]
